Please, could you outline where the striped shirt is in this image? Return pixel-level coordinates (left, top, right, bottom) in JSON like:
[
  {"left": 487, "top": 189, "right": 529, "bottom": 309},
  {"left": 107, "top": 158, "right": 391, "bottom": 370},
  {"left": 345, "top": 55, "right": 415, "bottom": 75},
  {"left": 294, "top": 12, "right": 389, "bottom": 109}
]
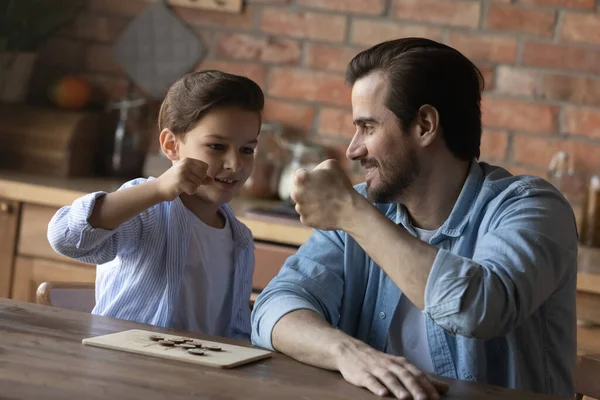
[{"left": 47, "top": 177, "right": 255, "bottom": 340}]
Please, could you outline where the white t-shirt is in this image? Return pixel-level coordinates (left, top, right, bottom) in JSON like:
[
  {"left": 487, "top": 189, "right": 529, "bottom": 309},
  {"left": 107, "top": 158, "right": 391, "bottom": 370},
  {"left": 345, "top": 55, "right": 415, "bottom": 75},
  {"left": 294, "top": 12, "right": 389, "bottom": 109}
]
[
  {"left": 171, "top": 207, "right": 235, "bottom": 336},
  {"left": 386, "top": 226, "right": 436, "bottom": 373}
]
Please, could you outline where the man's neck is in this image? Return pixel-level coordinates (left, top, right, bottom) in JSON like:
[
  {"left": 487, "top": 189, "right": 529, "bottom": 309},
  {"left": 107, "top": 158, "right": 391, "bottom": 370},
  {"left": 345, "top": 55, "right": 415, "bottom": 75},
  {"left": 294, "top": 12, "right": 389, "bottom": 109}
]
[{"left": 399, "top": 157, "right": 471, "bottom": 231}]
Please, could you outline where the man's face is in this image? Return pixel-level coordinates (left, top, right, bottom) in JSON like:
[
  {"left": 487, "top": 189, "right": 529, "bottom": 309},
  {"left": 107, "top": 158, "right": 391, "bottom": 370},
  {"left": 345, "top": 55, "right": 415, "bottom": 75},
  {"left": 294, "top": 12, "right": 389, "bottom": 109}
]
[{"left": 347, "top": 71, "right": 420, "bottom": 203}]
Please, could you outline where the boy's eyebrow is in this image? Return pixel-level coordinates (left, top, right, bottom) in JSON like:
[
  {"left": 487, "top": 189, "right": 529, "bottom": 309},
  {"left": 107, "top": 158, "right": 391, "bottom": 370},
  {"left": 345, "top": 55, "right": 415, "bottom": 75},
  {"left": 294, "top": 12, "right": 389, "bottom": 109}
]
[{"left": 206, "top": 134, "right": 258, "bottom": 145}]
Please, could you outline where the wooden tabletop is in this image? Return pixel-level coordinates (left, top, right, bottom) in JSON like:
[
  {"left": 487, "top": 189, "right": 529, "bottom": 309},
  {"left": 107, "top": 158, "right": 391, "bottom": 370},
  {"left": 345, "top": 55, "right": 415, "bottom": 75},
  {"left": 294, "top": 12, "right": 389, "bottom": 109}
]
[{"left": 0, "top": 299, "right": 568, "bottom": 400}]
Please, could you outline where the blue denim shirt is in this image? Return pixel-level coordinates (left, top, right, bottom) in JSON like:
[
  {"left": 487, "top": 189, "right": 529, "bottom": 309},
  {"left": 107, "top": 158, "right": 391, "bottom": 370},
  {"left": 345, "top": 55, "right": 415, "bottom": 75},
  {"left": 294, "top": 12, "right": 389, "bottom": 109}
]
[{"left": 251, "top": 161, "right": 578, "bottom": 397}]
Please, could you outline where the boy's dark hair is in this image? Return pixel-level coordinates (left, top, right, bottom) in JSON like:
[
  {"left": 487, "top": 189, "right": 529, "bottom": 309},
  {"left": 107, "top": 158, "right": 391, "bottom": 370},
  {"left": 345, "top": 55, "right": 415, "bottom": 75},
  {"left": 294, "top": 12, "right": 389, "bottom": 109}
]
[
  {"left": 158, "top": 70, "right": 264, "bottom": 137},
  {"left": 345, "top": 37, "right": 484, "bottom": 161}
]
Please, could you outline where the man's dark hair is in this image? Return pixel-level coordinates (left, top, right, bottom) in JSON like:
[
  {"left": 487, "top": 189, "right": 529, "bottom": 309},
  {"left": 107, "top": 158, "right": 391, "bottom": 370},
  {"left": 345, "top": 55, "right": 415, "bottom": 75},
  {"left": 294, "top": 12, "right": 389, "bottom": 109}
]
[{"left": 346, "top": 37, "right": 484, "bottom": 161}]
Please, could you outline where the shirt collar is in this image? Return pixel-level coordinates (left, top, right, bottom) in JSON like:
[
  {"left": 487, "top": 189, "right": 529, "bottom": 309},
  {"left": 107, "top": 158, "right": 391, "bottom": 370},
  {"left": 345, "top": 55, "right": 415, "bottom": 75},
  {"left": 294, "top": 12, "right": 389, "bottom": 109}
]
[{"left": 393, "top": 160, "right": 484, "bottom": 240}]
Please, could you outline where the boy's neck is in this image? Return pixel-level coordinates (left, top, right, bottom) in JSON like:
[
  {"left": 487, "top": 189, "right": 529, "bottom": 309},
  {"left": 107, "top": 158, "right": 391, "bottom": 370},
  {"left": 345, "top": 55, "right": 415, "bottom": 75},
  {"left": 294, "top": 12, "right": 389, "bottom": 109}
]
[{"left": 179, "top": 194, "right": 225, "bottom": 229}]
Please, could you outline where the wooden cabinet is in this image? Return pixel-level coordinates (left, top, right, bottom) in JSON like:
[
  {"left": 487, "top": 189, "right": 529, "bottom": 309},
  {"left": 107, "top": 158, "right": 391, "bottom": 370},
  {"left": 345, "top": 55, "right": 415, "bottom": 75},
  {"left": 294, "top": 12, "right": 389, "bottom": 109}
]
[
  {"left": 0, "top": 199, "right": 20, "bottom": 298},
  {"left": 253, "top": 241, "right": 297, "bottom": 292},
  {"left": 11, "top": 256, "right": 95, "bottom": 303},
  {"left": 6, "top": 203, "right": 95, "bottom": 302}
]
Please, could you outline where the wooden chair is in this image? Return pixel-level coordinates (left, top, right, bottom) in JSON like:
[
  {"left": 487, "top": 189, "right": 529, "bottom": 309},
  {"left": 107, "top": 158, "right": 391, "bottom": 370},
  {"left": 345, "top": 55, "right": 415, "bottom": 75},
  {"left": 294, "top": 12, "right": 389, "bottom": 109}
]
[
  {"left": 36, "top": 281, "right": 96, "bottom": 313},
  {"left": 575, "top": 353, "right": 600, "bottom": 400}
]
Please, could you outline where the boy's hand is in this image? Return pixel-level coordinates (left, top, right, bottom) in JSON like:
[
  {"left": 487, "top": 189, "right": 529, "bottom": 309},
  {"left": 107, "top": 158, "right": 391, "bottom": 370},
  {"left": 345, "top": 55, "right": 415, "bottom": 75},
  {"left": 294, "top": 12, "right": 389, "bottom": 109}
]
[{"left": 155, "top": 157, "right": 213, "bottom": 201}]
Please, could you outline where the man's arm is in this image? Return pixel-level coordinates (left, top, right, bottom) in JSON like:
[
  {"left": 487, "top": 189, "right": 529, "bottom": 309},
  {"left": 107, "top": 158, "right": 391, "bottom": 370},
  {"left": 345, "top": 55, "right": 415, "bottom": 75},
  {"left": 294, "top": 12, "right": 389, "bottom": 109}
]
[
  {"left": 345, "top": 199, "right": 436, "bottom": 309},
  {"left": 251, "top": 228, "right": 449, "bottom": 399},
  {"left": 292, "top": 161, "right": 578, "bottom": 340},
  {"left": 272, "top": 309, "right": 448, "bottom": 400}
]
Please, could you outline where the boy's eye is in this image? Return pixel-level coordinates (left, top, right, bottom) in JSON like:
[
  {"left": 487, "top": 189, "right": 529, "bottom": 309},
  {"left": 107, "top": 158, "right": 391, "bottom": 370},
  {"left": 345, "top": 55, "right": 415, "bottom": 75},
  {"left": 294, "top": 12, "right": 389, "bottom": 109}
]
[
  {"left": 240, "top": 147, "right": 255, "bottom": 155},
  {"left": 208, "top": 144, "right": 226, "bottom": 151}
]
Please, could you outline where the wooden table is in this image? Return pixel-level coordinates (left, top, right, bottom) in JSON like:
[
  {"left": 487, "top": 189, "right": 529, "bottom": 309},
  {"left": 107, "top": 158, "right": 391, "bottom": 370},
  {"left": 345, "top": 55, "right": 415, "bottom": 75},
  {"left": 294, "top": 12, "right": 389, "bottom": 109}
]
[{"left": 0, "top": 299, "right": 568, "bottom": 400}]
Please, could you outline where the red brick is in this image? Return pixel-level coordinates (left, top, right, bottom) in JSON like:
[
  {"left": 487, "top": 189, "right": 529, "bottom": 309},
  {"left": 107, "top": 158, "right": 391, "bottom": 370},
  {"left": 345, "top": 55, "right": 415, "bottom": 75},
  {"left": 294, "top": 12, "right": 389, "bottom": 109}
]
[
  {"left": 486, "top": 4, "right": 556, "bottom": 36},
  {"left": 216, "top": 34, "right": 301, "bottom": 65},
  {"left": 260, "top": 9, "right": 346, "bottom": 42},
  {"left": 247, "top": 0, "right": 290, "bottom": 2},
  {"left": 539, "top": 74, "right": 600, "bottom": 105},
  {"left": 318, "top": 108, "right": 355, "bottom": 138},
  {"left": 263, "top": 99, "right": 316, "bottom": 132},
  {"left": 495, "top": 66, "right": 540, "bottom": 97},
  {"left": 482, "top": 97, "right": 558, "bottom": 134},
  {"left": 59, "top": 14, "right": 128, "bottom": 43},
  {"left": 518, "top": 0, "right": 595, "bottom": 10},
  {"left": 522, "top": 42, "right": 600, "bottom": 75},
  {"left": 478, "top": 64, "right": 495, "bottom": 92},
  {"left": 306, "top": 44, "right": 363, "bottom": 73},
  {"left": 351, "top": 19, "right": 443, "bottom": 47},
  {"left": 447, "top": 32, "right": 518, "bottom": 63},
  {"left": 268, "top": 68, "right": 351, "bottom": 106},
  {"left": 196, "top": 60, "right": 267, "bottom": 88},
  {"left": 393, "top": 0, "right": 481, "bottom": 28},
  {"left": 480, "top": 129, "right": 509, "bottom": 162},
  {"left": 173, "top": 6, "right": 255, "bottom": 30},
  {"left": 86, "top": 44, "right": 122, "bottom": 74},
  {"left": 89, "top": 0, "right": 147, "bottom": 17},
  {"left": 561, "top": 13, "right": 600, "bottom": 45},
  {"left": 298, "top": 0, "right": 386, "bottom": 15},
  {"left": 564, "top": 106, "right": 600, "bottom": 139},
  {"left": 512, "top": 135, "right": 600, "bottom": 174},
  {"left": 505, "top": 164, "right": 544, "bottom": 178}
]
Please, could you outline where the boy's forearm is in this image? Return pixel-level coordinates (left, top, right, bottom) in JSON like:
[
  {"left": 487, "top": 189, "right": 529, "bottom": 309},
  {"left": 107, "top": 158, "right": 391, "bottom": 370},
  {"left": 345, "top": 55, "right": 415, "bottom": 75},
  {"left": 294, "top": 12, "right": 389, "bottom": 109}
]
[{"left": 88, "top": 180, "right": 165, "bottom": 230}]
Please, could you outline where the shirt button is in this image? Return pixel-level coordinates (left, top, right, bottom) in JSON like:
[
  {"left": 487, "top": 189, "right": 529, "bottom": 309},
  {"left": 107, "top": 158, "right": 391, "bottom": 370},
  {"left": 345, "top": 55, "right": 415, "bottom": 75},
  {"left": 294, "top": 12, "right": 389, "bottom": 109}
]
[{"left": 379, "top": 311, "right": 386, "bottom": 319}]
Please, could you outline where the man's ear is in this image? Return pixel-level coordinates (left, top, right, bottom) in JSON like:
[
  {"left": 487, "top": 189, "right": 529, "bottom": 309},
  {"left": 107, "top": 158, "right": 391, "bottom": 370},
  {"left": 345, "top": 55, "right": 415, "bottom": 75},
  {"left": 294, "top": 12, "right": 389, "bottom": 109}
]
[
  {"left": 415, "top": 104, "right": 439, "bottom": 149},
  {"left": 159, "top": 129, "right": 180, "bottom": 161}
]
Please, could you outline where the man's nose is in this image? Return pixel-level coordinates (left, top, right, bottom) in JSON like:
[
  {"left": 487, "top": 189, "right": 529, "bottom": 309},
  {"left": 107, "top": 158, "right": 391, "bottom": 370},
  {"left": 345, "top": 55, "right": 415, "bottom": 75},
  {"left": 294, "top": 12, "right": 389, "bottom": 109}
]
[{"left": 346, "top": 132, "right": 367, "bottom": 161}]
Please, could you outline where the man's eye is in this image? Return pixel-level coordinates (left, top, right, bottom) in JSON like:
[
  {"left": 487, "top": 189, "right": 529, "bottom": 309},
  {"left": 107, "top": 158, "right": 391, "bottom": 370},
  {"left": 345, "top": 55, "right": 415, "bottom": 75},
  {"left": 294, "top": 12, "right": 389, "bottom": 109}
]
[{"left": 209, "top": 144, "right": 226, "bottom": 151}]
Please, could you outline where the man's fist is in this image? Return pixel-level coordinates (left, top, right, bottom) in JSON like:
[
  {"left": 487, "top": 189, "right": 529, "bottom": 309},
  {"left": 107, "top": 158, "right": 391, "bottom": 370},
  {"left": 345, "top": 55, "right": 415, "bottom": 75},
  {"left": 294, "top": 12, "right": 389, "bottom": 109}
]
[{"left": 291, "top": 159, "right": 358, "bottom": 231}]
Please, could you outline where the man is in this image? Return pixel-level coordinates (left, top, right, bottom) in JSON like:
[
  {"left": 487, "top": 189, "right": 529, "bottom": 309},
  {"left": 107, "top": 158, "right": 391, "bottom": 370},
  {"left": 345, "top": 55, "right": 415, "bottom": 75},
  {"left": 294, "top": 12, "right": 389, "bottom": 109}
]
[{"left": 251, "top": 38, "right": 578, "bottom": 400}]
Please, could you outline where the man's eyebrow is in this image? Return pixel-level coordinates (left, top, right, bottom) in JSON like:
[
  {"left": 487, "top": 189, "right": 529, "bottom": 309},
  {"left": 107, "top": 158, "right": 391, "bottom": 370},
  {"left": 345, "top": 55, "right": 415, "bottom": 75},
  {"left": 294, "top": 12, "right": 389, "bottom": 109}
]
[{"left": 353, "top": 117, "right": 379, "bottom": 126}]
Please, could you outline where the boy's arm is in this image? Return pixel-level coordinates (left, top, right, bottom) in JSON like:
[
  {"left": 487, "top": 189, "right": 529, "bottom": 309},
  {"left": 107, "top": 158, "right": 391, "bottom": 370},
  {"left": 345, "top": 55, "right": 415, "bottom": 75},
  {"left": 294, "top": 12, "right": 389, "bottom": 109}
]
[
  {"left": 87, "top": 180, "right": 164, "bottom": 230},
  {"left": 47, "top": 157, "right": 210, "bottom": 265},
  {"left": 47, "top": 179, "right": 158, "bottom": 265}
]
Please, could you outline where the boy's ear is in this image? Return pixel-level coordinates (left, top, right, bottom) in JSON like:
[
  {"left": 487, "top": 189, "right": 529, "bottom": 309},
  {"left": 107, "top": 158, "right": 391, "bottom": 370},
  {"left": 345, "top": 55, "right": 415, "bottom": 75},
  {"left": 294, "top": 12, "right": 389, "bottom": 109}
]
[{"left": 159, "top": 129, "right": 180, "bottom": 161}]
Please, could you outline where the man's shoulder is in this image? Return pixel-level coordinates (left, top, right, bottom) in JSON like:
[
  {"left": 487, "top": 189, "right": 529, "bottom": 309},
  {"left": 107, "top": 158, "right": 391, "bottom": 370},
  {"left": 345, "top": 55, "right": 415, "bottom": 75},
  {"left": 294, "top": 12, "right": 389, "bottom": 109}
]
[{"left": 479, "top": 162, "right": 562, "bottom": 198}]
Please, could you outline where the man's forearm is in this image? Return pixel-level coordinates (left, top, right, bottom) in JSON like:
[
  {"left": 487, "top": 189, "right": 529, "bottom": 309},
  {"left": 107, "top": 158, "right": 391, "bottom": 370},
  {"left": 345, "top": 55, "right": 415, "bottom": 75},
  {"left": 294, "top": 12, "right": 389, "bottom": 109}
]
[
  {"left": 271, "top": 309, "right": 358, "bottom": 371},
  {"left": 344, "top": 197, "right": 438, "bottom": 309}
]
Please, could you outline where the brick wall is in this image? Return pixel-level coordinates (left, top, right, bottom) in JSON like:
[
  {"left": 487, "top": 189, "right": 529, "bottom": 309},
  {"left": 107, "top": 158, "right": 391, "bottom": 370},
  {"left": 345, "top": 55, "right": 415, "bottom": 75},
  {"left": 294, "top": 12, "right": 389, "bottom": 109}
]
[{"left": 34, "top": 0, "right": 600, "bottom": 198}]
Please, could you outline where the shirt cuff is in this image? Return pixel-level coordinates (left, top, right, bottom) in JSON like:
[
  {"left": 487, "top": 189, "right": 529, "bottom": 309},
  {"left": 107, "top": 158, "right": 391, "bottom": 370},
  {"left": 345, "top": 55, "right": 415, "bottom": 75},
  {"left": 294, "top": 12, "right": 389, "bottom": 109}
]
[
  {"left": 424, "top": 248, "right": 473, "bottom": 321},
  {"left": 68, "top": 191, "right": 115, "bottom": 248},
  {"left": 252, "top": 294, "right": 322, "bottom": 351}
]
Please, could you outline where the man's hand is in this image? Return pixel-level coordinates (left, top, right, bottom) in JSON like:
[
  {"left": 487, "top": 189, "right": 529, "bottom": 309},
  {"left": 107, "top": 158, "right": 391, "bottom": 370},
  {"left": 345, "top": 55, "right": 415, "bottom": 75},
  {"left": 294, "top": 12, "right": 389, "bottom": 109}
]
[
  {"left": 155, "top": 157, "right": 213, "bottom": 201},
  {"left": 334, "top": 339, "right": 449, "bottom": 400},
  {"left": 291, "top": 159, "right": 364, "bottom": 231}
]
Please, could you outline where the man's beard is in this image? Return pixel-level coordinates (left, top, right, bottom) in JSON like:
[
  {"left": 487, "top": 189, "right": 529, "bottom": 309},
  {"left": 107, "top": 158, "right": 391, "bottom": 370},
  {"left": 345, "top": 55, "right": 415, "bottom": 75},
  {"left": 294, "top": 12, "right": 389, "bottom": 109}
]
[{"left": 365, "top": 150, "right": 420, "bottom": 204}]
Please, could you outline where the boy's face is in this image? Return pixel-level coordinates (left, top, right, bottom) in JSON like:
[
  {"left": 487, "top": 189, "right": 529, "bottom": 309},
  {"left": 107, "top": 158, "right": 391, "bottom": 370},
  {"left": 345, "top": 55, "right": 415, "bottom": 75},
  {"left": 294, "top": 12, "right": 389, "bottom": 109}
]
[{"left": 171, "top": 105, "right": 260, "bottom": 205}]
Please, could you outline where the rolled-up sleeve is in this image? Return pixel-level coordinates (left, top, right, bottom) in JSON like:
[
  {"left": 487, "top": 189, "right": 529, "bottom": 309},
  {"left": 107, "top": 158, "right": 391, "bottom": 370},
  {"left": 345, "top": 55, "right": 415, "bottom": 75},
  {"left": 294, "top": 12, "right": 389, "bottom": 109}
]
[
  {"left": 424, "top": 184, "right": 578, "bottom": 339},
  {"left": 251, "top": 229, "right": 346, "bottom": 350},
  {"left": 47, "top": 178, "right": 156, "bottom": 265}
]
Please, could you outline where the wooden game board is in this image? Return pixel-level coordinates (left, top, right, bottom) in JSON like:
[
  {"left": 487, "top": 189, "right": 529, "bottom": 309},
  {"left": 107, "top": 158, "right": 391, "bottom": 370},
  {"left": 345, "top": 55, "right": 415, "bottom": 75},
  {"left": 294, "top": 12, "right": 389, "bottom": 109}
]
[{"left": 82, "top": 329, "right": 272, "bottom": 368}]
